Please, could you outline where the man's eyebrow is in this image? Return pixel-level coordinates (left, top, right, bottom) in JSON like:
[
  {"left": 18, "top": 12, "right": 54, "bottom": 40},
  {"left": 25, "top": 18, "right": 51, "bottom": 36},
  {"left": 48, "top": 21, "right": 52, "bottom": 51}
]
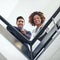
[{"left": 19, "top": 21, "right": 24, "bottom": 22}]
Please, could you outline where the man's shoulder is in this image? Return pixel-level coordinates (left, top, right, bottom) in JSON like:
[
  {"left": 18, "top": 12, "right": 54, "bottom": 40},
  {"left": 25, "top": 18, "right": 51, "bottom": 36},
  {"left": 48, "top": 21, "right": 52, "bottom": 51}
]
[{"left": 13, "top": 26, "right": 20, "bottom": 30}]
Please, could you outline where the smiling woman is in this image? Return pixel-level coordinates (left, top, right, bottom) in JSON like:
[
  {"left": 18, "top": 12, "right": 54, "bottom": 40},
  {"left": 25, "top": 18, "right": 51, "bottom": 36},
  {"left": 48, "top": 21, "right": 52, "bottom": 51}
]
[{"left": 29, "top": 11, "right": 49, "bottom": 41}]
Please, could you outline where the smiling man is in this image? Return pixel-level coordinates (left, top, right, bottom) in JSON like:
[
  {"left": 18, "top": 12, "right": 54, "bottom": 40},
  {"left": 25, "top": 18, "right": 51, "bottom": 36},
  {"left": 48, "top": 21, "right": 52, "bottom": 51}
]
[
  {"left": 7, "top": 16, "right": 31, "bottom": 59},
  {"left": 16, "top": 16, "right": 31, "bottom": 39}
]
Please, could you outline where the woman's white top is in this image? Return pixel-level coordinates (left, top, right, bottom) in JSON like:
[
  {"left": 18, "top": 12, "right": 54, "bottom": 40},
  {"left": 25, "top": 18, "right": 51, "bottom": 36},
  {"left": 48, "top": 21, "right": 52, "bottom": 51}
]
[{"left": 30, "top": 26, "right": 49, "bottom": 40}]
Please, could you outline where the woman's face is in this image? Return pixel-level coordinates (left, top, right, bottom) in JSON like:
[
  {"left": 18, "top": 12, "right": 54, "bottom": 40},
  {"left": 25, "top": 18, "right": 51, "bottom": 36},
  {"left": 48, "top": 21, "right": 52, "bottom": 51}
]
[{"left": 33, "top": 15, "right": 41, "bottom": 26}]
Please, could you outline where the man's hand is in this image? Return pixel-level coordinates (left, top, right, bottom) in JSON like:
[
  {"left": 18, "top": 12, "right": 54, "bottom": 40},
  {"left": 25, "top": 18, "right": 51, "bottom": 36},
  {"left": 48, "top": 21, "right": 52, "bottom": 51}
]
[{"left": 21, "top": 30, "right": 26, "bottom": 35}]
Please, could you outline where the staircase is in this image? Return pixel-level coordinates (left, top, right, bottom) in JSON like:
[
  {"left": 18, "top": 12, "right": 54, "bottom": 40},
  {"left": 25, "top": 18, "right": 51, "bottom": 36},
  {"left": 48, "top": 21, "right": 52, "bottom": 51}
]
[{"left": 0, "top": 6, "right": 60, "bottom": 60}]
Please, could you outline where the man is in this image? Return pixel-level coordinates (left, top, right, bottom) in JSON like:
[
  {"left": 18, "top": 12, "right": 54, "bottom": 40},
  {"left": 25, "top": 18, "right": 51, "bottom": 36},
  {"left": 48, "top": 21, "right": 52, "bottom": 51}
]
[
  {"left": 7, "top": 16, "right": 31, "bottom": 40},
  {"left": 7, "top": 16, "right": 31, "bottom": 59},
  {"left": 16, "top": 16, "right": 31, "bottom": 39}
]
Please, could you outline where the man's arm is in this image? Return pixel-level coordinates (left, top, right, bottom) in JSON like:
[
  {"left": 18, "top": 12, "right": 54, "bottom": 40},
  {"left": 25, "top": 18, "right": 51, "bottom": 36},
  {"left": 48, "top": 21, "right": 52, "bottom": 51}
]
[
  {"left": 26, "top": 31, "right": 31, "bottom": 39},
  {"left": 21, "top": 30, "right": 31, "bottom": 39}
]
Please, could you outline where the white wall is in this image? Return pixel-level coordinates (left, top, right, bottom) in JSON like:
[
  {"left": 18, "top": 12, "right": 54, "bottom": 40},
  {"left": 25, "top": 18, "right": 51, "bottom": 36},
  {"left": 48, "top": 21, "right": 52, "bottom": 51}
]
[{"left": 0, "top": 0, "right": 18, "bottom": 18}]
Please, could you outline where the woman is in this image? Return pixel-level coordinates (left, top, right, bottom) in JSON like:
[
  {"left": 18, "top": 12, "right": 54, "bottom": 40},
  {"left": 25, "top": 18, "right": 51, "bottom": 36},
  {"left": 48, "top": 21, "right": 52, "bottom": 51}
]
[{"left": 29, "top": 11, "right": 49, "bottom": 41}]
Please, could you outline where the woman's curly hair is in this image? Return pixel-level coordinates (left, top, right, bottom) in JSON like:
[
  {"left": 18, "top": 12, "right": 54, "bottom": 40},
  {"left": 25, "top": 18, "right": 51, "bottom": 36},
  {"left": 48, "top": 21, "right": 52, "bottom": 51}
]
[{"left": 29, "top": 11, "right": 45, "bottom": 26}]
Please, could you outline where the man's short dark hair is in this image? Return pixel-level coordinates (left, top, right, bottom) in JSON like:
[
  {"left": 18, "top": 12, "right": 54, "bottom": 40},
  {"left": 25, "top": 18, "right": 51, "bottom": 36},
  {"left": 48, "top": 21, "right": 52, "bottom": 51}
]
[{"left": 16, "top": 16, "right": 24, "bottom": 21}]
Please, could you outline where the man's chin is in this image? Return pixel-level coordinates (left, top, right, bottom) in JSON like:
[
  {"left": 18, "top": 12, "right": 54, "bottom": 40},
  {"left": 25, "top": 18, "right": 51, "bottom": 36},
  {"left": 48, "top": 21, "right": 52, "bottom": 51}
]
[
  {"left": 18, "top": 26, "right": 23, "bottom": 28},
  {"left": 18, "top": 26, "right": 22, "bottom": 29}
]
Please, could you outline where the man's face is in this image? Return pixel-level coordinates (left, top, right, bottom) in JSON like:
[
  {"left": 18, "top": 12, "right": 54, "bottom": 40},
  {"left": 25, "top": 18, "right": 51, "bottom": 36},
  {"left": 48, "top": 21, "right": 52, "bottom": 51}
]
[{"left": 16, "top": 18, "right": 24, "bottom": 29}]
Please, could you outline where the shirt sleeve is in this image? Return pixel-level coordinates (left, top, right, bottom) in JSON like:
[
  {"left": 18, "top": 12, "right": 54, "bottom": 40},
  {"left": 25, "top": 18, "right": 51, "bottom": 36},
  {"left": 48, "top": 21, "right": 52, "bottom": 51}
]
[{"left": 25, "top": 31, "right": 31, "bottom": 40}]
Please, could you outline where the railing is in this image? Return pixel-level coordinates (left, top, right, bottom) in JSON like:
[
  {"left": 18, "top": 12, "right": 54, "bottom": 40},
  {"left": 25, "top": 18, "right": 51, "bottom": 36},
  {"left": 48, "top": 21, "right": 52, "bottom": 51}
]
[
  {"left": 33, "top": 19, "right": 60, "bottom": 59},
  {"left": 31, "top": 6, "right": 60, "bottom": 45}
]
